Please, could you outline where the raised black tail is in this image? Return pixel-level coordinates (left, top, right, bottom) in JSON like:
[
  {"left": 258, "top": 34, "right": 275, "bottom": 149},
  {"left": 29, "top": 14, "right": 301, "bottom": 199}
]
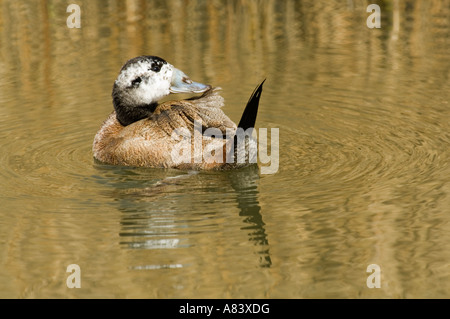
[
  {"left": 227, "top": 79, "right": 265, "bottom": 166},
  {"left": 237, "top": 79, "right": 266, "bottom": 130}
]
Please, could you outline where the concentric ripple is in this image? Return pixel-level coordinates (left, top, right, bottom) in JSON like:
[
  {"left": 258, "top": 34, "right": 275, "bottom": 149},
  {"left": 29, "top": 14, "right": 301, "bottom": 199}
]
[
  {"left": 258, "top": 84, "right": 450, "bottom": 207},
  {"left": 0, "top": 114, "right": 96, "bottom": 201}
]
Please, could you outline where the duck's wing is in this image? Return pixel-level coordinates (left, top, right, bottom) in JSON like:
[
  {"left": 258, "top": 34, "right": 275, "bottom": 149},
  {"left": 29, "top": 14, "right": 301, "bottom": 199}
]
[{"left": 153, "top": 87, "right": 236, "bottom": 136}]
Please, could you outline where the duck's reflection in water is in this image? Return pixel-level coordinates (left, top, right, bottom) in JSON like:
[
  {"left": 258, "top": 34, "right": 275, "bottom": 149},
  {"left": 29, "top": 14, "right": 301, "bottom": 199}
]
[
  {"left": 96, "top": 164, "right": 271, "bottom": 268},
  {"left": 228, "top": 166, "right": 271, "bottom": 268}
]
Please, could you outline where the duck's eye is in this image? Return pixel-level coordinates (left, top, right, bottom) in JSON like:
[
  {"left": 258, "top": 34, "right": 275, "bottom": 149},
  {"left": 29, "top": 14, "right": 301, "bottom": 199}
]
[
  {"left": 131, "top": 77, "right": 142, "bottom": 87},
  {"left": 150, "top": 63, "right": 161, "bottom": 73}
]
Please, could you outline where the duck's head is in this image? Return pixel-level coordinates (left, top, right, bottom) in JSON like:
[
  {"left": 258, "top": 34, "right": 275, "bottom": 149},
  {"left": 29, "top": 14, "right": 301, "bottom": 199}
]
[{"left": 112, "top": 55, "right": 210, "bottom": 126}]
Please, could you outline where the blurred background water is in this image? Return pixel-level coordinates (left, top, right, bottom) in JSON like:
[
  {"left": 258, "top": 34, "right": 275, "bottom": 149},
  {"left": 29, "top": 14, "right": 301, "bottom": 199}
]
[{"left": 0, "top": 0, "right": 449, "bottom": 298}]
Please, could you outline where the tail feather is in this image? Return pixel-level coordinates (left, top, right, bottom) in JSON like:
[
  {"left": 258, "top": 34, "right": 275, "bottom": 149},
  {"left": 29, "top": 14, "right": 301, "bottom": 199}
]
[
  {"left": 237, "top": 79, "right": 266, "bottom": 130},
  {"left": 228, "top": 79, "right": 265, "bottom": 166}
]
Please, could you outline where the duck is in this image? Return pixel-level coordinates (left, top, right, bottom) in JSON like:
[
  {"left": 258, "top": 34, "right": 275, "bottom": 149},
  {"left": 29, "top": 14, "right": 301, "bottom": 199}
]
[{"left": 93, "top": 55, "right": 264, "bottom": 170}]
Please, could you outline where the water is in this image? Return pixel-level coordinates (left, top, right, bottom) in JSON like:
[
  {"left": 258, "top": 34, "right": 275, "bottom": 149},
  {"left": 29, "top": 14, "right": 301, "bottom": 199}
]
[{"left": 0, "top": 0, "right": 449, "bottom": 298}]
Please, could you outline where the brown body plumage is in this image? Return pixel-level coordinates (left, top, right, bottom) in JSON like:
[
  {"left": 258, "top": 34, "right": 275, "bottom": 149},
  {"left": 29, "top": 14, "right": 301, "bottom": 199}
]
[{"left": 93, "top": 88, "right": 237, "bottom": 169}]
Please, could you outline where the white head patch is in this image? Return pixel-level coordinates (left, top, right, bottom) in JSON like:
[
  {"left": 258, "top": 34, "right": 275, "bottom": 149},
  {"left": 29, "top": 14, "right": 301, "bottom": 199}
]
[{"left": 115, "top": 58, "right": 174, "bottom": 105}]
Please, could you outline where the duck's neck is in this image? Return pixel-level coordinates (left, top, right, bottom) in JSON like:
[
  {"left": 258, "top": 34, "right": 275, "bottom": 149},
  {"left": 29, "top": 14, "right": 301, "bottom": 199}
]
[
  {"left": 113, "top": 101, "right": 157, "bottom": 126},
  {"left": 112, "top": 91, "right": 157, "bottom": 126}
]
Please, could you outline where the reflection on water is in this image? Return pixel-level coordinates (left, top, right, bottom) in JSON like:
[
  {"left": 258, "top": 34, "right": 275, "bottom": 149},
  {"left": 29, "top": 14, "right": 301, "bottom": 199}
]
[
  {"left": 0, "top": 0, "right": 449, "bottom": 298},
  {"left": 98, "top": 165, "right": 271, "bottom": 269},
  {"left": 231, "top": 167, "right": 272, "bottom": 268}
]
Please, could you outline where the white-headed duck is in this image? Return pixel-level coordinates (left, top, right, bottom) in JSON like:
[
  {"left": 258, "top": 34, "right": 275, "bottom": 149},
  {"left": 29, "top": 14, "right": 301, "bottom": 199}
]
[{"left": 93, "top": 56, "right": 264, "bottom": 169}]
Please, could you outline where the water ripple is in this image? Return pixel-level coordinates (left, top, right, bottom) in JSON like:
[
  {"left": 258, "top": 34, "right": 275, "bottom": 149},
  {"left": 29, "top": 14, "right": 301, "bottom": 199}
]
[
  {"left": 0, "top": 118, "right": 95, "bottom": 200},
  {"left": 261, "top": 86, "right": 450, "bottom": 202}
]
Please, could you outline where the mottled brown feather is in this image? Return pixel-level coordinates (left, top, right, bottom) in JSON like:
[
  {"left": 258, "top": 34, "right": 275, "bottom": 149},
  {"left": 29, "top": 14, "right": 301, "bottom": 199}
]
[{"left": 93, "top": 87, "right": 237, "bottom": 169}]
